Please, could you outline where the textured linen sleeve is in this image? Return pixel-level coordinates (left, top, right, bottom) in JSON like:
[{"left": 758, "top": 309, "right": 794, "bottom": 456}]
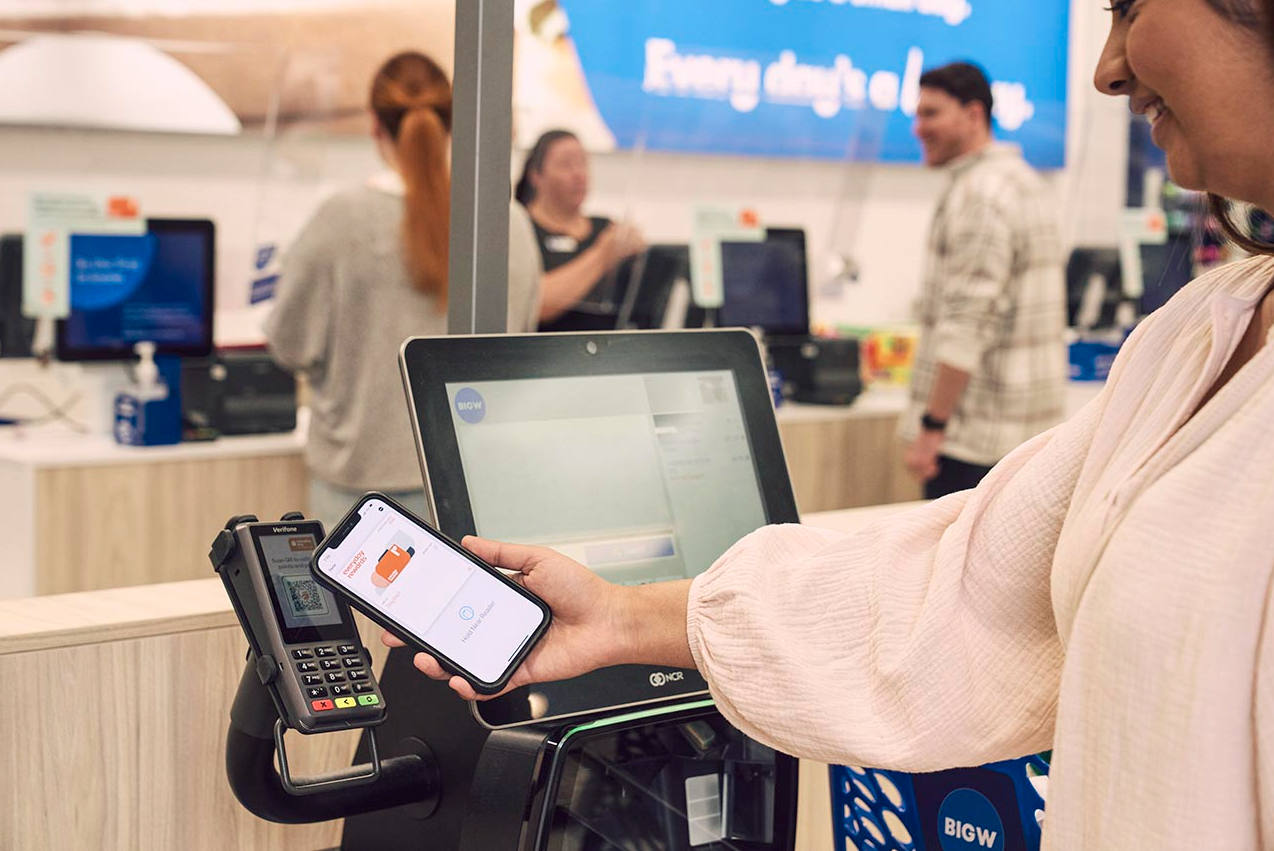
[
  {"left": 1256, "top": 571, "right": 1274, "bottom": 845},
  {"left": 686, "top": 392, "right": 1107, "bottom": 771},
  {"left": 264, "top": 202, "right": 337, "bottom": 375},
  {"left": 931, "top": 196, "right": 1014, "bottom": 374}
]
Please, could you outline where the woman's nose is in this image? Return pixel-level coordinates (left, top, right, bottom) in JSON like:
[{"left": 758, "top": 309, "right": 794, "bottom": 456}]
[{"left": 1093, "top": 28, "right": 1132, "bottom": 96}]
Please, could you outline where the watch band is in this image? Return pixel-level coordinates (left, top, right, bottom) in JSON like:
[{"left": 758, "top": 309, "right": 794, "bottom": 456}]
[{"left": 920, "top": 412, "right": 948, "bottom": 432}]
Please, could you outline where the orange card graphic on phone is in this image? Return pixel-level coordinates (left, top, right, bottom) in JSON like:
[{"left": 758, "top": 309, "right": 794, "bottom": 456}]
[{"left": 373, "top": 540, "right": 415, "bottom": 588}]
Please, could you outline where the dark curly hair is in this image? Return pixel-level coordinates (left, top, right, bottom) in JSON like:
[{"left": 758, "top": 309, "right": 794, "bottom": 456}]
[{"left": 1202, "top": 0, "right": 1274, "bottom": 254}]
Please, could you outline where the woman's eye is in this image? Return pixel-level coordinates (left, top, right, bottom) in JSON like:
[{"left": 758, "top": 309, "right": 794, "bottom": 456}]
[{"left": 1104, "top": 0, "right": 1135, "bottom": 19}]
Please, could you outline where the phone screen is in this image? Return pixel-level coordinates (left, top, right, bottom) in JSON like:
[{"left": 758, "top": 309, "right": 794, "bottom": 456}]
[{"left": 314, "top": 497, "right": 546, "bottom": 685}]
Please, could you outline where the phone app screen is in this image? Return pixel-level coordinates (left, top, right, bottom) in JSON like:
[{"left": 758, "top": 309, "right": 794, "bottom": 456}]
[{"left": 316, "top": 499, "right": 544, "bottom": 683}]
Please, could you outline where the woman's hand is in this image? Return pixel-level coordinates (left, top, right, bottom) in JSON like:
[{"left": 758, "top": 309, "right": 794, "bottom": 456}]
[
  {"left": 596, "top": 222, "right": 647, "bottom": 269},
  {"left": 381, "top": 536, "right": 632, "bottom": 701}
]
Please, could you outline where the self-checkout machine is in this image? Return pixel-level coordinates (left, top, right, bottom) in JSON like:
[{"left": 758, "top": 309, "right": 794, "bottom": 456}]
[{"left": 218, "top": 2, "right": 802, "bottom": 847}]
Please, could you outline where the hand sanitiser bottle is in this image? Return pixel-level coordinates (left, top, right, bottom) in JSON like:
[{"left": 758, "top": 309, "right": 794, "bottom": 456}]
[{"left": 113, "top": 341, "right": 182, "bottom": 445}]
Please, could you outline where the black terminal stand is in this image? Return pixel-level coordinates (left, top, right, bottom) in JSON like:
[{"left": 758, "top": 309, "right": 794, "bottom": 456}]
[
  {"left": 220, "top": 513, "right": 798, "bottom": 849},
  {"left": 224, "top": 655, "right": 441, "bottom": 823}
]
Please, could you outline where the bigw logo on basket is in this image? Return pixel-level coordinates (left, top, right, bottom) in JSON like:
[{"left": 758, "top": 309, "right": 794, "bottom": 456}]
[{"left": 937, "top": 788, "right": 1005, "bottom": 851}]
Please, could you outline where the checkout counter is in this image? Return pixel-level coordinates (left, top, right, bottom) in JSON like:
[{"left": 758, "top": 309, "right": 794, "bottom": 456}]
[
  {"left": 0, "top": 502, "right": 913, "bottom": 850},
  {"left": 0, "top": 393, "right": 920, "bottom": 598}
]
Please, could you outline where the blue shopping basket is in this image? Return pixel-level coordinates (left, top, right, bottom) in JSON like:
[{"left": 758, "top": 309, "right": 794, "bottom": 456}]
[{"left": 831, "top": 755, "right": 1049, "bottom": 851}]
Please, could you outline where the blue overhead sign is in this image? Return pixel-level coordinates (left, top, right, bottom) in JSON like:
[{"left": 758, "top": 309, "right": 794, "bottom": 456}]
[{"left": 556, "top": 0, "right": 1070, "bottom": 167}]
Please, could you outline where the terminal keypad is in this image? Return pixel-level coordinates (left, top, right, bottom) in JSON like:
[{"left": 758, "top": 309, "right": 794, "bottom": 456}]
[{"left": 288, "top": 643, "right": 383, "bottom": 714}]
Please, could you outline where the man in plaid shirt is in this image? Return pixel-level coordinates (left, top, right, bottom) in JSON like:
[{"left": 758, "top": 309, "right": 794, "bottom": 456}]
[{"left": 900, "top": 62, "right": 1067, "bottom": 499}]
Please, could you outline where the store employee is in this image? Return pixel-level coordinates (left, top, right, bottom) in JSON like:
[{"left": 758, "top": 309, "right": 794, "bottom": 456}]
[{"left": 516, "top": 129, "right": 645, "bottom": 331}]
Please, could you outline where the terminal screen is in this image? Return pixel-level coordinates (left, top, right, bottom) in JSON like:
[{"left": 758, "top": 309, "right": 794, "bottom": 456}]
[
  {"left": 315, "top": 498, "right": 546, "bottom": 685},
  {"left": 258, "top": 532, "right": 344, "bottom": 633},
  {"left": 445, "top": 370, "right": 768, "bottom": 585}
]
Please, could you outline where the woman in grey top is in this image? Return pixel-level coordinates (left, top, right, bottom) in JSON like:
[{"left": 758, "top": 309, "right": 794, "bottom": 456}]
[{"left": 265, "top": 51, "right": 541, "bottom": 527}]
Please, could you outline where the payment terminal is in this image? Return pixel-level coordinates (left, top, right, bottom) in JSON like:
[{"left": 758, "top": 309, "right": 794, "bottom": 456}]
[{"left": 210, "top": 514, "right": 386, "bottom": 734}]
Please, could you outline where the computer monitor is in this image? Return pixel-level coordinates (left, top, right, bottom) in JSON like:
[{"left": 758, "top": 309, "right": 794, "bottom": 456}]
[
  {"left": 1065, "top": 247, "right": 1122, "bottom": 330},
  {"left": 0, "top": 235, "right": 35, "bottom": 358},
  {"left": 56, "top": 218, "right": 214, "bottom": 361},
  {"left": 400, "top": 330, "right": 799, "bottom": 728},
  {"left": 615, "top": 244, "right": 691, "bottom": 330},
  {"left": 718, "top": 227, "right": 809, "bottom": 336}
]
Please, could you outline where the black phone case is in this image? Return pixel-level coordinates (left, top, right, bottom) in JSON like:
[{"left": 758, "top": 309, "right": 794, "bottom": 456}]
[{"left": 308, "top": 491, "right": 552, "bottom": 695}]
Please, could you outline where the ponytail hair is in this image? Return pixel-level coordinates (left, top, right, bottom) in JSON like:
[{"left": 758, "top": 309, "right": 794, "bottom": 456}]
[
  {"left": 515, "top": 129, "right": 579, "bottom": 206},
  {"left": 370, "top": 52, "right": 453, "bottom": 303}
]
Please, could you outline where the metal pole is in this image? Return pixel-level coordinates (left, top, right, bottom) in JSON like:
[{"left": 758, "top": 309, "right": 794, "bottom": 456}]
[{"left": 448, "top": 0, "right": 515, "bottom": 335}]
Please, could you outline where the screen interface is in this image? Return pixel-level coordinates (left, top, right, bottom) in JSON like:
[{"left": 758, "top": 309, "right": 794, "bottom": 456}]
[
  {"left": 445, "top": 370, "right": 767, "bottom": 586},
  {"left": 62, "top": 227, "right": 210, "bottom": 354},
  {"left": 258, "top": 532, "right": 344, "bottom": 633},
  {"left": 315, "top": 499, "right": 545, "bottom": 684}
]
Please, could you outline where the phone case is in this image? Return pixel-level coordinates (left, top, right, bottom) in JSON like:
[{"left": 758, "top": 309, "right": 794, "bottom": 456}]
[{"left": 309, "top": 492, "right": 551, "bottom": 695}]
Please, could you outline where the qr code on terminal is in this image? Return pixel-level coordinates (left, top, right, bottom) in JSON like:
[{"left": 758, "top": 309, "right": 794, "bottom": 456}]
[{"left": 283, "top": 575, "right": 330, "bottom": 618}]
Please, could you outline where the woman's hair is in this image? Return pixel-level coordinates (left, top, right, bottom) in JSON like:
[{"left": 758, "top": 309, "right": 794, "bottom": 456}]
[
  {"left": 514, "top": 129, "right": 579, "bottom": 206},
  {"left": 1202, "top": 0, "right": 1274, "bottom": 254},
  {"left": 370, "top": 51, "right": 453, "bottom": 301}
]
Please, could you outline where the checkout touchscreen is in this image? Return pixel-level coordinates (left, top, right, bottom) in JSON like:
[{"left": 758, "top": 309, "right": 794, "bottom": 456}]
[{"left": 445, "top": 370, "right": 768, "bottom": 588}]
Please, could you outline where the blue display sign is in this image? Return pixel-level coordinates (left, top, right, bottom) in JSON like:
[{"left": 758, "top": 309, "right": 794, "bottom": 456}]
[{"left": 556, "top": 0, "right": 1069, "bottom": 167}]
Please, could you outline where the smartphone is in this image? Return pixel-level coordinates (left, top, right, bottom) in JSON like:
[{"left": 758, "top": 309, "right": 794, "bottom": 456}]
[
  {"left": 210, "top": 515, "right": 386, "bottom": 733},
  {"left": 309, "top": 493, "right": 551, "bottom": 695}
]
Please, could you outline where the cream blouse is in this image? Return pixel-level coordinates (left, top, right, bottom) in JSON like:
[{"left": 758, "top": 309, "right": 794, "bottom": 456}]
[{"left": 686, "top": 254, "right": 1274, "bottom": 849}]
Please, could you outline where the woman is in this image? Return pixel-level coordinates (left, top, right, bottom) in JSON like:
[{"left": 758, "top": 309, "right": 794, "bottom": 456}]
[
  {"left": 392, "top": 2, "right": 1274, "bottom": 846},
  {"left": 266, "top": 52, "right": 542, "bottom": 528},
  {"left": 515, "top": 129, "right": 645, "bottom": 330}
]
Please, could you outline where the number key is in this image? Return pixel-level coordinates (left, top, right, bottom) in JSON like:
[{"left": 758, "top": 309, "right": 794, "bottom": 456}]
[
  {"left": 302, "top": 674, "right": 323, "bottom": 686},
  {"left": 330, "top": 684, "right": 351, "bottom": 697},
  {"left": 291, "top": 649, "right": 314, "bottom": 660},
  {"left": 315, "top": 646, "right": 337, "bottom": 658},
  {"left": 338, "top": 644, "right": 359, "bottom": 655},
  {"left": 320, "top": 659, "right": 341, "bottom": 671},
  {"left": 347, "top": 669, "right": 369, "bottom": 681},
  {"left": 296, "top": 661, "right": 319, "bottom": 673},
  {"left": 342, "top": 656, "right": 363, "bottom": 668},
  {"left": 325, "top": 672, "right": 346, "bottom": 683}
]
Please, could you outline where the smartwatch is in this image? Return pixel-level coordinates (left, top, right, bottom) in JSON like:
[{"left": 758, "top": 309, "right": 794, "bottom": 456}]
[{"left": 920, "top": 412, "right": 948, "bottom": 432}]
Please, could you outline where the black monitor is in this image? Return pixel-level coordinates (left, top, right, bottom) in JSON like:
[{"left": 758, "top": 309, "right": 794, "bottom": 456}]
[
  {"left": 616, "top": 244, "right": 691, "bottom": 330},
  {"left": 718, "top": 227, "right": 809, "bottom": 336},
  {"left": 1065, "top": 247, "right": 1122, "bottom": 329},
  {"left": 0, "top": 235, "right": 34, "bottom": 359},
  {"left": 400, "top": 330, "right": 799, "bottom": 729},
  {"left": 56, "top": 218, "right": 214, "bottom": 361}
]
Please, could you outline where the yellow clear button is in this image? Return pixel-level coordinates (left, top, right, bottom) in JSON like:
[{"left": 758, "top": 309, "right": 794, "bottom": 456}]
[{"left": 334, "top": 697, "right": 357, "bottom": 709}]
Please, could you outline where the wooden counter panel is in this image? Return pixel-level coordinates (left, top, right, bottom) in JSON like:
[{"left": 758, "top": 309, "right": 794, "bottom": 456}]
[
  {"left": 778, "top": 411, "right": 921, "bottom": 513},
  {"left": 34, "top": 453, "right": 308, "bottom": 595}
]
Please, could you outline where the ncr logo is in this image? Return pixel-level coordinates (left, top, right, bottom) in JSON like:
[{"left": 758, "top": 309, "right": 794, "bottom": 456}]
[
  {"left": 454, "top": 388, "right": 486, "bottom": 424},
  {"left": 648, "top": 671, "right": 685, "bottom": 687},
  {"left": 936, "top": 788, "right": 1005, "bottom": 851}
]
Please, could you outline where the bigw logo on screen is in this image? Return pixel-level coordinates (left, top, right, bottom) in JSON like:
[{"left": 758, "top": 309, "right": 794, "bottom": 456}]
[
  {"left": 937, "top": 788, "right": 1005, "bottom": 851},
  {"left": 454, "top": 388, "right": 486, "bottom": 424}
]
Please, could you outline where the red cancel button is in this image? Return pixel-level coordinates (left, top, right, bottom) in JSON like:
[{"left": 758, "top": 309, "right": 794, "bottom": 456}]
[{"left": 311, "top": 699, "right": 335, "bottom": 712}]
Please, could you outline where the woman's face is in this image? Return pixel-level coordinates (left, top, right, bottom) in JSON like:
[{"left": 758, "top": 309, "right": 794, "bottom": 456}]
[
  {"left": 532, "top": 136, "right": 590, "bottom": 211},
  {"left": 1094, "top": 0, "right": 1274, "bottom": 206}
]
